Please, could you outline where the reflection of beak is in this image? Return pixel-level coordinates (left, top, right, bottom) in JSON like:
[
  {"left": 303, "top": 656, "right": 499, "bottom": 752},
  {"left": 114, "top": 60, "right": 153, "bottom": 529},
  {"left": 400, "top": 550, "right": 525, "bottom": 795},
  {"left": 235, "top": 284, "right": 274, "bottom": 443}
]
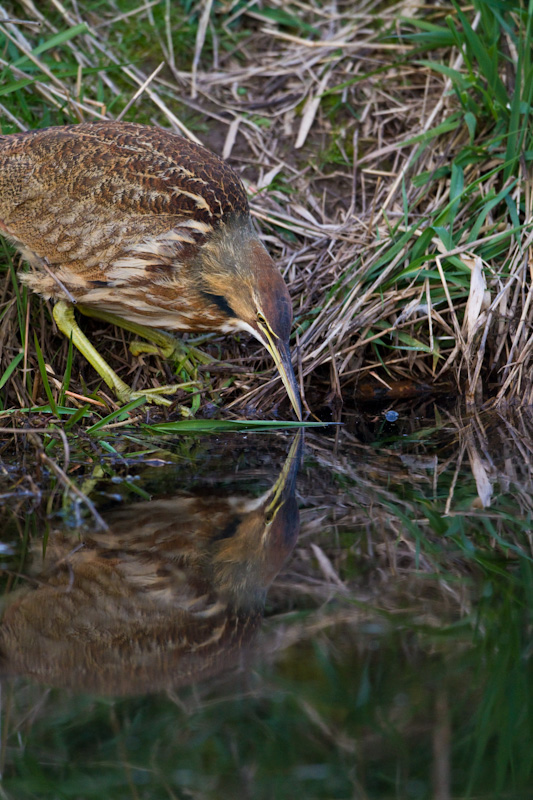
[
  {"left": 265, "top": 431, "right": 303, "bottom": 520},
  {"left": 261, "top": 432, "right": 302, "bottom": 564},
  {"left": 256, "top": 324, "right": 302, "bottom": 420}
]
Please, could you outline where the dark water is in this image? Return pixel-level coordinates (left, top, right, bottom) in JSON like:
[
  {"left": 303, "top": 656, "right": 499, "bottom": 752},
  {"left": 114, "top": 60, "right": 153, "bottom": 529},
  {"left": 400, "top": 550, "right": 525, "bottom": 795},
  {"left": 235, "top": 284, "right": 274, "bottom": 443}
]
[{"left": 0, "top": 409, "right": 532, "bottom": 799}]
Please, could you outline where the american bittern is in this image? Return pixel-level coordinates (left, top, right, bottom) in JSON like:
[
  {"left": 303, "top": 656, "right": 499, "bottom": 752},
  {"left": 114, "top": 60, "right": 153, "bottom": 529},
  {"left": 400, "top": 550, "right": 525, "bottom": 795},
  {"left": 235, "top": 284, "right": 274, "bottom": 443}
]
[
  {"left": 0, "top": 121, "right": 301, "bottom": 417},
  {"left": 0, "top": 435, "right": 300, "bottom": 695}
]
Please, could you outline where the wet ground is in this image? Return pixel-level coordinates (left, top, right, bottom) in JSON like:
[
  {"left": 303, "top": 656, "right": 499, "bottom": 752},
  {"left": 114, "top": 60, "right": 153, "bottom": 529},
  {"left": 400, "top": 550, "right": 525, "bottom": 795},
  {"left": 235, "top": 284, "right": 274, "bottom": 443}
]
[{"left": 0, "top": 406, "right": 532, "bottom": 799}]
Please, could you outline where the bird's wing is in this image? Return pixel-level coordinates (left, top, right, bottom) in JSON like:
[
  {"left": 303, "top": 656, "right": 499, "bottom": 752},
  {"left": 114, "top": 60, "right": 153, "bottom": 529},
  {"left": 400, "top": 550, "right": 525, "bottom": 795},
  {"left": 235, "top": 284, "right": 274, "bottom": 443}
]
[
  {"left": 0, "top": 122, "right": 248, "bottom": 226},
  {"left": 0, "top": 123, "right": 248, "bottom": 283}
]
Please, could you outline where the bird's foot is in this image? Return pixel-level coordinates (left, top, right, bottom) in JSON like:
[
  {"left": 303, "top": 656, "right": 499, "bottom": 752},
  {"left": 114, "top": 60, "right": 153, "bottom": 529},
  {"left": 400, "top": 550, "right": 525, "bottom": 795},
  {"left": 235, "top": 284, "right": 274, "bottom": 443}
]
[
  {"left": 115, "top": 382, "right": 194, "bottom": 409},
  {"left": 129, "top": 340, "right": 212, "bottom": 372},
  {"left": 129, "top": 340, "right": 179, "bottom": 359},
  {"left": 52, "top": 301, "right": 197, "bottom": 411},
  {"left": 77, "top": 306, "right": 213, "bottom": 368}
]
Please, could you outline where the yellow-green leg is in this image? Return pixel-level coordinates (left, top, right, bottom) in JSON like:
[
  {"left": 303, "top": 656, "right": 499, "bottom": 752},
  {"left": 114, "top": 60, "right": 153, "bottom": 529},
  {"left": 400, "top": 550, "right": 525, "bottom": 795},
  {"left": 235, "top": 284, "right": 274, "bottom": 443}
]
[
  {"left": 53, "top": 300, "right": 190, "bottom": 406},
  {"left": 77, "top": 304, "right": 212, "bottom": 370}
]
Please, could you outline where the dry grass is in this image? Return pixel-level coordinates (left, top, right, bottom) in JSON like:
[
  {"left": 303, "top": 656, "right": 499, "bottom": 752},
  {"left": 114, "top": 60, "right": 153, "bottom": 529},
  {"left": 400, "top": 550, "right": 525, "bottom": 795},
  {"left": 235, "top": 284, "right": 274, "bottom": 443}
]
[{"left": 0, "top": 0, "right": 532, "bottom": 418}]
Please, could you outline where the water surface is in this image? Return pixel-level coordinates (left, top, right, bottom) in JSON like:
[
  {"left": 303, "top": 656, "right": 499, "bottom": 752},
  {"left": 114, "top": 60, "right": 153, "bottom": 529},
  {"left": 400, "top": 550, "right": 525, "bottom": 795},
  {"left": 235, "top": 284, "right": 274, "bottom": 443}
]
[{"left": 0, "top": 409, "right": 531, "bottom": 799}]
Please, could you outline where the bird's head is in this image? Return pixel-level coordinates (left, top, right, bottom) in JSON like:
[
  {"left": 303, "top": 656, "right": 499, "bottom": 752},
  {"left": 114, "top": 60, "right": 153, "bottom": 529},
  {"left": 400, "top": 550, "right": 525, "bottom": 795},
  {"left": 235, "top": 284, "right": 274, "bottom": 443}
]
[{"left": 198, "top": 216, "right": 302, "bottom": 419}]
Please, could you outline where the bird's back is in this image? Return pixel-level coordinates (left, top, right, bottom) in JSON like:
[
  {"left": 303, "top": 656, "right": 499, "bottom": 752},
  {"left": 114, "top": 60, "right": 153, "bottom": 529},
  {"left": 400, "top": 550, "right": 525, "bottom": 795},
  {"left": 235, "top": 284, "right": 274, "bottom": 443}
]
[
  {"left": 0, "top": 121, "right": 249, "bottom": 223},
  {"left": 0, "top": 122, "right": 250, "bottom": 298}
]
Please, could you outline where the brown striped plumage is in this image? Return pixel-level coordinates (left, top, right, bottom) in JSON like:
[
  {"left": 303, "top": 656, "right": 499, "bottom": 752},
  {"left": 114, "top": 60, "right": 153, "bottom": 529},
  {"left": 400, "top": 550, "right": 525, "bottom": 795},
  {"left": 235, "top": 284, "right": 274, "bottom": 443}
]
[
  {"left": 0, "top": 122, "right": 301, "bottom": 415},
  {"left": 0, "top": 436, "right": 300, "bottom": 695}
]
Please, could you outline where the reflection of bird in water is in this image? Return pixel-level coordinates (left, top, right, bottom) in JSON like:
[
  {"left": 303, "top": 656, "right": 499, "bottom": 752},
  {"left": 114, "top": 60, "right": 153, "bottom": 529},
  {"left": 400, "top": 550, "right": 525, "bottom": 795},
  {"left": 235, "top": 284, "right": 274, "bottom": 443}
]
[
  {"left": 0, "top": 436, "right": 301, "bottom": 695},
  {"left": 0, "top": 122, "right": 301, "bottom": 416}
]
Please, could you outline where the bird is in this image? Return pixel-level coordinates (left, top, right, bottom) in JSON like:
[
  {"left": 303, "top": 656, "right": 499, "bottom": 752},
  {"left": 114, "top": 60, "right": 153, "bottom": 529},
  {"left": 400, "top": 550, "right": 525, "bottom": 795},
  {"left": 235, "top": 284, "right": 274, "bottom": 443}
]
[
  {"left": 0, "top": 434, "right": 301, "bottom": 695},
  {"left": 0, "top": 121, "right": 302, "bottom": 417}
]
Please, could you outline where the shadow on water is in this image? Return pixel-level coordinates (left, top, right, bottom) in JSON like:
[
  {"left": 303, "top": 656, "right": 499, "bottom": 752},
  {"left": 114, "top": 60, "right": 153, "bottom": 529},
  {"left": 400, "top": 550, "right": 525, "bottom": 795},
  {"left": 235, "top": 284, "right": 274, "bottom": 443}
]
[{"left": 0, "top": 408, "right": 532, "bottom": 799}]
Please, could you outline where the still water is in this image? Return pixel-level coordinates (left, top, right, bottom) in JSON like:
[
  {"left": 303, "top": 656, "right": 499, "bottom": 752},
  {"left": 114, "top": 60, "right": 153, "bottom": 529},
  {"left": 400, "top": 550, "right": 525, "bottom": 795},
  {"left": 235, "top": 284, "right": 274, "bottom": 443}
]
[{"left": 0, "top": 409, "right": 532, "bottom": 799}]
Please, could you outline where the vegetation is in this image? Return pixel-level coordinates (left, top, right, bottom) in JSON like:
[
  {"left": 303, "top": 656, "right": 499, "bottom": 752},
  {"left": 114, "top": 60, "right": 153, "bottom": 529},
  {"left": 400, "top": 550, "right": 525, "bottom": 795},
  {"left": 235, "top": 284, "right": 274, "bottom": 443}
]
[{"left": 0, "top": 0, "right": 532, "bottom": 423}]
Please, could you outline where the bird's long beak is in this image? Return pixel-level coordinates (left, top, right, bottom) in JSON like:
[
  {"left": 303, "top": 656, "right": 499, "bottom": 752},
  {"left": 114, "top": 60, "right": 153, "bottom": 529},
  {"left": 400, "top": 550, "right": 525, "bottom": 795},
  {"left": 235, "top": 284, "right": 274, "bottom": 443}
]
[{"left": 256, "top": 324, "right": 302, "bottom": 420}]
